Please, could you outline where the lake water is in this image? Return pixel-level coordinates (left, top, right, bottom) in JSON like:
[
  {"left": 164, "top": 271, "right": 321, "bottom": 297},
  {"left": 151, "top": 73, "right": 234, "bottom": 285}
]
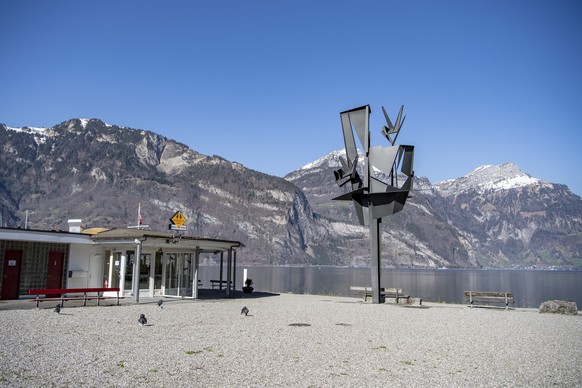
[{"left": 201, "top": 266, "right": 582, "bottom": 308}]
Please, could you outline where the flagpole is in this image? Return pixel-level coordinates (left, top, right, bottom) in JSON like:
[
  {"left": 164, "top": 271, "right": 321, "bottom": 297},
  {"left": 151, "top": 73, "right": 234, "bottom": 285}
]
[{"left": 128, "top": 202, "right": 149, "bottom": 229}]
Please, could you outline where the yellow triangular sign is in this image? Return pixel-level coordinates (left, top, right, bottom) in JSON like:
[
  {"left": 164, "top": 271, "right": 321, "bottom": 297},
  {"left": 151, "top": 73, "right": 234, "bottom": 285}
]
[{"left": 170, "top": 211, "right": 187, "bottom": 228}]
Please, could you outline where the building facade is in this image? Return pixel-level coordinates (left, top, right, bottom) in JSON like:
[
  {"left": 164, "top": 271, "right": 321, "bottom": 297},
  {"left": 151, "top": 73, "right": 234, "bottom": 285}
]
[{"left": 0, "top": 220, "right": 243, "bottom": 300}]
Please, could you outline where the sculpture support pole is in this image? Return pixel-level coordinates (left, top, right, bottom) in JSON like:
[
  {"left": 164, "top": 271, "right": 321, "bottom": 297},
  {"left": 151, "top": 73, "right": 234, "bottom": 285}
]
[{"left": 369, "top": 205, "right": 382, "bottom": 304}]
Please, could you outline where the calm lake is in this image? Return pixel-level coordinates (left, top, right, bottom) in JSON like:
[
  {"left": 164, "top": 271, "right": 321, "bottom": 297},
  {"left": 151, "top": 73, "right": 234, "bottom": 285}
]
[{"left": 201, "top": 266, "right": 582, "bottom": 309}]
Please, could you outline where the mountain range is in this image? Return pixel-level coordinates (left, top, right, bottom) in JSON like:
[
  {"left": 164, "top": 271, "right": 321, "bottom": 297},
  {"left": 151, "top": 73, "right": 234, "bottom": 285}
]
[{"left": 1, "top": 118, "right": 581, "bottom": 269}]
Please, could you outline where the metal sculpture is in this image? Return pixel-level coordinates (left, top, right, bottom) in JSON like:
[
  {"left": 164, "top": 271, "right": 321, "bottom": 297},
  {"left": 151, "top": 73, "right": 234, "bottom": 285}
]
[{"left": 333, "top": 105, "right": 414, "bottom": 303}]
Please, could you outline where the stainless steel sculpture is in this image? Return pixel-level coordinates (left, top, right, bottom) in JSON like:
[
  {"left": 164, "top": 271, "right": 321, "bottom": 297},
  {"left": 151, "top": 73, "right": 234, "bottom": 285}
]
[{"left": 333, "top": 105, "right": 415, "bottom": 303}]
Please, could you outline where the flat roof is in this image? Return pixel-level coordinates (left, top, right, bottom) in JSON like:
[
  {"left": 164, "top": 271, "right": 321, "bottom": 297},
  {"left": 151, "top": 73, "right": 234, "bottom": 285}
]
[
  {"left": 0, "top": 227, "right": 244, "bottom": 253},
  {"left": 0, "top": 227, "right": 91, "bottom": 244},
  {"left": 91, "top": 228, "right": 244, "bottom": 253}
]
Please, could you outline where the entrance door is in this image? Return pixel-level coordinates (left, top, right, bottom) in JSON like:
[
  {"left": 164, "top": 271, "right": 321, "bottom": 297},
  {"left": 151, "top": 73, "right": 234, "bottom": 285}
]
[
  {"left": 163, "top": 253, "right": 194, "bottom": 298},
  {"left": 164, "top": 253, "right": 179, "bottom": 296},
  {"left": 1, "top": 249, "right": 22, "bottom": 300},
  {"left": 104, "top": 251, "right": 121, "bottom": 289},
  {"left": 124, "top": 251, "right": 135, "bottom": 293},
  {"left": 46, "top": 251, "right": 65, "bottom": 290},
  {"left": 139, "top": 254, "right": 151, "bottom": 291}
]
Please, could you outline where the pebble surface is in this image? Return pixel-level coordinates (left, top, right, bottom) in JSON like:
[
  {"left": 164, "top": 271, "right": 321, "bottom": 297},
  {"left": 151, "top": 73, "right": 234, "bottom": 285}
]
[{"left": 0, "top": 294, "right": 581, "bottom": 387}]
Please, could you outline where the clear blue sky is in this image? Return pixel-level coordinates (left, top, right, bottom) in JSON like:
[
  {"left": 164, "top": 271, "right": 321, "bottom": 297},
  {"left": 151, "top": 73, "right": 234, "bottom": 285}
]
[{"left": 1, "top": 1, "right": 581, "bottom": 196}]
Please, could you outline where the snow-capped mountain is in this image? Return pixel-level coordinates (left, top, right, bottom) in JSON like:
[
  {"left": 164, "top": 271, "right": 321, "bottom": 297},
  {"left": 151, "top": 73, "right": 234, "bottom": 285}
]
[
  {"left": 428, "top": 162, "right": 582, "bottom": 268},
  {"left": 287, "top": 152, "right": 478, "bottom": 268},
  {"left": 296, "top": 149, "right": 345, "bottom": 172},
  {"left": 287, "top": 151, "right": 582, "bottom": 269},
  {"left": 434, "top": 163, "right": 555, "bottom": 196}
]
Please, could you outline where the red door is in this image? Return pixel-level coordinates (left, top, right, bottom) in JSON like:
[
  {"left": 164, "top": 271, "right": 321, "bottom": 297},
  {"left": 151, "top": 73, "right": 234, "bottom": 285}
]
[
  {"left": 1, "top": 250, "right": 22, "bottom": 300},
  {"left": 46, "top": 252, "right": 65, "bottom": 296}
]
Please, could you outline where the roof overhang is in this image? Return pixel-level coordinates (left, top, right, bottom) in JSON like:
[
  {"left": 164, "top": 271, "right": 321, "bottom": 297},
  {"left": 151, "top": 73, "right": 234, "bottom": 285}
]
[
  {"left": 0, "top": 227, "right": 244, "bottom": 254},
  {"left": 0, "top": 227, "right": 93, "bottom": 245},
  {"left": 90, "top": 228, "right": 244, "bottom": 253}
]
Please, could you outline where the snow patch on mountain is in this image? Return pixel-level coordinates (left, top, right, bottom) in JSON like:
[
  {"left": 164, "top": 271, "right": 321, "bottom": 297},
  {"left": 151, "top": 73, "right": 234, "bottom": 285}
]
[
  {"left": 79, "top": 118, "right": 112, "bottom": 128},
  {"left": 300, "top": 149, "right": 346, "bottom": 171},
  {"left": 287, "top": 149, "right": 366, "bottom": 182},
  {"left": 435, "top": 163, "right": 553, "bottom": 196},
  {"left": 483, "top": 174, "right": 541, "bottom": 191},
  {"left": 6, "top": 125, "right": 48, "bottom": 134},
  {"left": 4, "top": 124, "right": 48, "bottom": 145}
]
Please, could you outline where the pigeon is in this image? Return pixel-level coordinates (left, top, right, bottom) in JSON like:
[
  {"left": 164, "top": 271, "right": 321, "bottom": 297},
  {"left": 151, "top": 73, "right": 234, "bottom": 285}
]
[
  {"left": 54, "top": 303, "right": 61, "bottom": 314},
  {"left": 138, "top": 313, "right": 147, "bottom": 326},
  {"left": 157, "top": 300, "right": 164, "bottom": 309},
  {"left": 241, "top": 306, "right": 249, "bottom": 316}
]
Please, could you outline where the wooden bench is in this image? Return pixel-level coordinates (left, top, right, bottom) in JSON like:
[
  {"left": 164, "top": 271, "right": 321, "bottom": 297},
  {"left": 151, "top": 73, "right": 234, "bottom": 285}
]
[
  {"left": 464, "top": 291, "right": 514, "bottom": 310},
  {"left": 29, "top": 287, "right": 124, "bottom": 308},
  {"left": 210, "top": 280, "right": 232, "bottom": 289},
  {"left": 350, "top": 286, "right": 411, "bottom": 304},
  {"left": 383, "top": 287, "right": 412, "bottom": 304}
]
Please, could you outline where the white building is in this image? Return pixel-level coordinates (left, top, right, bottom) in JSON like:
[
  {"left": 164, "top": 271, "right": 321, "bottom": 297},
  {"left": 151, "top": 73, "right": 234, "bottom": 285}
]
[{"left": 0, "top": 220, "right": 243, "bottom": 301}]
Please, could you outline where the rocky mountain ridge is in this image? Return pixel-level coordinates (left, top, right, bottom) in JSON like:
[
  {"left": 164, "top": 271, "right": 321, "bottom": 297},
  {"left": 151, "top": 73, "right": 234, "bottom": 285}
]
[
  {"left": 1, "top": 119, "right": 331, "bottom": 266},
  {"left": 1, "top": 119, "right": 581, "bottom": 269},
  {"left": 286, "top": 151, "right": 582, "bottom": 269}
]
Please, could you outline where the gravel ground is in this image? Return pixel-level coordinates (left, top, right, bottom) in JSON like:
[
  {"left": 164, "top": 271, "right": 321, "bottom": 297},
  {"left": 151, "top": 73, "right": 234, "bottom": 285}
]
[{"left": 0, "top": 293, "right": 581, "bottom": 387}]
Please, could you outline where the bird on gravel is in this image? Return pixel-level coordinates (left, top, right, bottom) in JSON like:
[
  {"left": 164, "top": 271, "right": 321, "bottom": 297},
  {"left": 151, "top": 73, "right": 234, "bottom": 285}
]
[
  {"left": 138, "top": 313, "right": 147, "bottom": 326},
  {"left": 157, "top": 300, "right": 164, "bottom": 309},
  {"left": 54, "top": 303, "right": 61, "bottom": 314},
  {"left": 241, "top": 306, "right": 249, "bottom": 316}
]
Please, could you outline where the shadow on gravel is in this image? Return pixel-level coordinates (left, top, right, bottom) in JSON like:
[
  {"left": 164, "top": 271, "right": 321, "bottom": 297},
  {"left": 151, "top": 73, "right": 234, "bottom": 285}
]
[
  {"left": 399, "top": 305, "right": 430, "bottom": 309},
  {"left": 0, "top": 290, "right": 281, "bottom": 311},
  {"left": 134, "top": 290, "right": 281, "bottom": 305},
  {"left": 188, "top": 289, "right": 280, "bottom": 300}
]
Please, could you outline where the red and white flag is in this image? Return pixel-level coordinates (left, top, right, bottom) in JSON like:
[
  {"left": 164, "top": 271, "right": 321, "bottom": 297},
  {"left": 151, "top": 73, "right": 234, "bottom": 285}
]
[{"left": 138, "top": 202, "right": 143, "bottom": 225}]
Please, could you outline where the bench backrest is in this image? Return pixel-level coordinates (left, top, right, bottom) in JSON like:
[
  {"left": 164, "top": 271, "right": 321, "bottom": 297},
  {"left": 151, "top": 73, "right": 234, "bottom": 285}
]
[
  {"left": 29, "top": 287, "right": 120, "bottom": 295},
  {"left": 464, "top": 291, "right": 513, "bottom": 298},
  {"left": 350, "top": 286, "right": 370, "bottom": 292},
  {"left": 350, "top": 286, "right": 403, "bottom": 294}
]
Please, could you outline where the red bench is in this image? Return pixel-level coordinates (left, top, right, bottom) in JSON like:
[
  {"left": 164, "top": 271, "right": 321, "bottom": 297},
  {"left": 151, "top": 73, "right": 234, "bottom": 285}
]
[{"left": 28, "top": 287, "right": 124, "bottom": 308}]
